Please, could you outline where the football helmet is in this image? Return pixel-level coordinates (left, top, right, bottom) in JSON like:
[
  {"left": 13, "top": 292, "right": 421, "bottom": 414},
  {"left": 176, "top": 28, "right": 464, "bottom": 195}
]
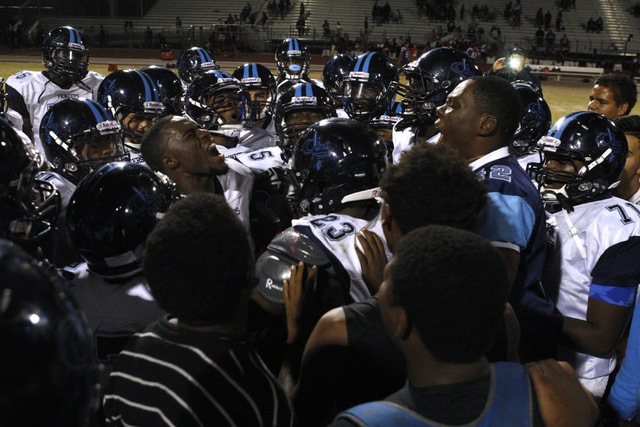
[
  {"left": 289, "top": 117, "right": 387, "bottom": 215},
  {"left": 184, "top": 70, "right": 249, "bottom": 136},
  {"left": 342, "top": 52, "right": 399, "bottom": 122},
  {"left": 275, "top": 38, "right": 311, "bottom": 81},
  {"left": 322, "top": 54, "right": 354, "bottom": 100},
  {"left": 527, "top": 111, "right": 628, "bottom": 207},
  {"left": 232, "top": 63, "right": 277, "bottom": 123},
  {"left": 510, "top": 80, "right": 551, "bottom": 156},
  {"left": 66, "top": 162, "right": 179, "bottom": 279},
  {"left": 97, "top": 69, "right": 165, "bottom": 148},
  {"left": 39, "top": 98, "right": 128, "bottom": 184},
  {"left": 177, "top": 47, "right": 219, "bottom": 84},
  {"left": 141, "top": 66, "right": 184, "bottom": 115},
  {"left": 397, "top": 47, "right": 482, "bottom": 122},
  {"left": 369, "top": 101, "right": 404, "bottom": 160},
  {"left": 0, "top": 117, "right": 59, "bottom": 242},
  {"left": 42, "top": 26, "right": 89, "bottom": 84},
  {"left": 0, "top": 239, "right": 96, "bottom": 426},
  {"left": 274, "top": 82, "right": 337, "bottom": 151}
]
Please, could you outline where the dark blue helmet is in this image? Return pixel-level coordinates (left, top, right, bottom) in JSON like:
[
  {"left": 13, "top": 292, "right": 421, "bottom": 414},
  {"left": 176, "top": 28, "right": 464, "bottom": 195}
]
[
  {"left": 289, "top": 118, "right": 387, "bottom": 215},
  {"left": 39, "top": 98, "right": 128, "bottom": 184},
  {"left": 232, "top": 63, "right": 277, "bottom": 123},
  {"left": 141, "top": 66, "right": 184, "bottom": 114},
  {"left": 97, "top": 69, "right": 166, "bottom": 147},
  {"left": 42, "top": 26, "right": 89, "bottom": 83},
  {"left": 0, "top": 117, "right": 59, "bottom": 242},
  {"left": 528, "top": 111, "right": 628, "bottom": 207},
  {"left": 275, "top": 38, "right": 311, "bottom": 81},
  {"left": 398, "top": 47, "right": 482, "bottom": 122},
  {"left": 322, "top": 54, "right": 354, "bottom": 99},
  {"left": 177, "top": 47, "right": 218, "bottom": 83},
  {"left": 510, "top": 80, "right": 551, "bottom": 156},
  {"left": 0, "top": 238, "right": 96, "bottom": 426},
  {"left": 66, "top": 162, "right": 179, "bottom": 278},
  {"left": 342, "top": 52, "right": 399, "bottom": 123}
]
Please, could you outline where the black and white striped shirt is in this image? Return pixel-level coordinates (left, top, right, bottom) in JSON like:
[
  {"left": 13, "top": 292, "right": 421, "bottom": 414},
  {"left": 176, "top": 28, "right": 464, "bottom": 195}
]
[{"left": 103, "top": 316, "right": 293, "bottom": 426}]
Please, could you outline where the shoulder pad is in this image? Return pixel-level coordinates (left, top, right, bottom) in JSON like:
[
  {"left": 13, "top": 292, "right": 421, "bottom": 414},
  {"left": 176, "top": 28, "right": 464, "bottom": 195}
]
[
  {"left": 9, "top": 71, "right": 33, "bottom": 81},
  {"left": 256, "top": 227, "right": 331, "bottom": 306}
]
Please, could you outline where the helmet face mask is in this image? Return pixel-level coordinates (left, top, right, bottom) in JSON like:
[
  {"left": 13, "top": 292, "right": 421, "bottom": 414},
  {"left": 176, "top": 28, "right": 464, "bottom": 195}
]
[
  {"left": 42, "top": 27, "right": 89, "bottom": 84},
  {"left": 276, "top": 38, "right": 311, "bottom": 81},
  {"left": 527, "top": 112, "right": 628, "bottom": 208},
  {"left": 232, "top": 63, "right": 277, "bottom": 124},
  {"left": 275, "top": 83, "right": 337, "bottom": 151},
  {"left": 1, "top": 118, "right": 60, "bottom": 242}
]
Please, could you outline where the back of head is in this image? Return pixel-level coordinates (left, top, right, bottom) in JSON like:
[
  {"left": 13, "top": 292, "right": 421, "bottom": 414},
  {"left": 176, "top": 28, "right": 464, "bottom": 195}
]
[
  {"left": 289, "top": 117, "right": 387, "bottom": 216},
  {"left": 322, "top": 54, "right": 354, "bottom": 100},
  {"left": 379, "top": 143, "right": 487, "bottom": 234},
  {"left": 468, "top": 75, "right": 522, "bottom": 146},
  {"left": 0, "top": 117, "right": 59, "bottom": 243},
  {"left": 390, "top": 225, "right": 508, "bottom": 362},
  {"left": 614, "top": 114, "right": 640, "bottom": 139},
  {"left": 143, "top": 193, "right": 253, "bottom": 324},
  {"left": 0, "top": 238, "right": 96, "bottom": 425},
  {"left": 66, "top": 162, "right": 178, "bottom": 279},
  {"left": 42, "top": 26, "right": 89, "bottom": 84},
  {"left": 594, "top": 73, "right": 637, "bottom": 115}
]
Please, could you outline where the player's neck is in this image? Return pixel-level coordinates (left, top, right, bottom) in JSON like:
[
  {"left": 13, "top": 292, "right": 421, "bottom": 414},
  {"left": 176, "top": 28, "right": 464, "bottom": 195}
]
[{"left": 614, "top": 179, "right": 640, "bottom": 201}]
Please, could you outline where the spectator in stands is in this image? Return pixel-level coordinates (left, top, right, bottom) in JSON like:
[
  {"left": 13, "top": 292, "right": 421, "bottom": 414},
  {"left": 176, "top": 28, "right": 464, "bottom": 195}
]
[
  {"left": 595, "top": 17, "right": 603, "bottom": 32},
  {"left": 545, "top": 29, "right": 556, "bottom": 48},
  {"left": 587, "top": 73, "right": 637, "bottom": 119},
  {"left": 587, "top": 17, "right": 595, "bottom": 33},
  {"left": 336, "top": 21, "right": 342, "bottom": 36},
  {"left": 535, "top": 7, "right": 544, "bottom": 27},
  {"left": 535, "top": 27, "right": 545, "bottom": 46},
  {"left": 559, "top": 33, "right": 570, "bottom": 51},
  {"left": 175, "top": 16, "right": 182, "bottom": 33},
  {"left": 323, "top": 19, "right": 330, "bottom": 38},
  {"left": 556, "top": 11, "right": 563, "bottom": 31},
  {"left": 544, "top": 10, "right": 552, "bottom": 30}
]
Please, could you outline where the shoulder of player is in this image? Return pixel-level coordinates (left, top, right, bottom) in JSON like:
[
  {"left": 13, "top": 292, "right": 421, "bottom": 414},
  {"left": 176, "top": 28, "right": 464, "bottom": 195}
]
[
  {"left": 573, "top": 196, "right": 640, "bottom": 239},
  {"left": 82, "top": 71, "right": 104, "bottom": 84},
  {"left": 7, "top": 70, "right": 36, "bottom": 85}
]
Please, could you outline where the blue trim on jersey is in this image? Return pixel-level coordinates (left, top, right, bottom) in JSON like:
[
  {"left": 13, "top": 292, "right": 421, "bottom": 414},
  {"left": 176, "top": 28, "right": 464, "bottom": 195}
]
[
  {"left": 479, "top": 192, "right": 535, "bottom": 248},
  {"left": 84, "top": 99, "right": 108, "bottom": 122},
  {"left": 591, "top": 236, "right": 640, "bottom": 288},
  {"left": 589, "top": 284, "right": 637, "bottom": 307}
]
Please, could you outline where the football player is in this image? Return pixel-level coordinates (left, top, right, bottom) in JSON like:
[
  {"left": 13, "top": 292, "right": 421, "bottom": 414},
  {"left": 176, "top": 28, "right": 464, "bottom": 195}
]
[
  {"left": 322, "top": 54, "right": 354, "bottom": 117},
  {"left": 177, "top": 46, "right": 219, "bottom": 88},
  {"left": 528, "top": 111, "right": 640, "bottom": 399},
  {"left": 5, "top": 26, "right": 104, "bottom": 157}
]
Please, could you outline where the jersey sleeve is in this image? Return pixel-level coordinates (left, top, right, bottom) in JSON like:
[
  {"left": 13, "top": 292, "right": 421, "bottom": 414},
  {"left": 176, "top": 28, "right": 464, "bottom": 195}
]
[
  {"left": 479, "top": 192, "right": 536, "bottom": 251},
  {"left": 589, "top": 237, "right": 640, "bottom": 306}
]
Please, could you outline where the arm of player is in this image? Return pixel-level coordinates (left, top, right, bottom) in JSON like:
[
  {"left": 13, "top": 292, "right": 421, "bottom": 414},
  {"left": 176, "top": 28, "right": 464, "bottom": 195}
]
[
  {"left": 525, "top": 359, "right": 599, "bottom": 427},
  {"left": 355, "top": 229, "right": 388, "bottom": 294},
  {"left": 561, "top": 298, "right": 632, "bottom": 357}
]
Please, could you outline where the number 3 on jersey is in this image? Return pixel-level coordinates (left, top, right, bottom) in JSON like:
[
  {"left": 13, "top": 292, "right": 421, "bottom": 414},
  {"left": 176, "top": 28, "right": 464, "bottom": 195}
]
[{"left": 310, "top": 215, "right": 356, "bottom": 241}]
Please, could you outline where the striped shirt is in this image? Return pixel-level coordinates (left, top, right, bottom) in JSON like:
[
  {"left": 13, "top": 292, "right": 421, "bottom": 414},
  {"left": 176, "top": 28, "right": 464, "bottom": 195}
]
[{"left": 103, "top": 316, "right": 293, "bottom": 426}]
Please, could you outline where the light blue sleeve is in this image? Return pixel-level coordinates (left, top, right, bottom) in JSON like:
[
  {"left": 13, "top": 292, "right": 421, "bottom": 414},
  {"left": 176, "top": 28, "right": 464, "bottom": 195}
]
[
  {"left": 608, "top": 300, "right": 640, "bottom": 421},
  {"left": 479, "top": 192, "right": 536, "bottom": 249}
]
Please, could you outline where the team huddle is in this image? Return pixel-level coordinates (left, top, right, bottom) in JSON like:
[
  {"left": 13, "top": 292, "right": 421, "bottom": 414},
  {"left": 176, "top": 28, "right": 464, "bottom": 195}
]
[{"left": 3, "top": 25, "right": 640, "bottom": 426}]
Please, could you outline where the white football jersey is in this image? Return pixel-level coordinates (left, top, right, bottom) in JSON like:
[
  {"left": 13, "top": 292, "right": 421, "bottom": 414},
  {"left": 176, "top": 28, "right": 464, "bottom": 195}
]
[
  {"left": 292, "top": 209, "right": 392, "bottom": 302},
  {"left": 222, "top": 145, "right": 287, "bottom": 174},
  {"left": 6, "top": 70, "right": 104, "bottom": 158},
  {"left": 216, "top": 158, "right": 255, "bottom": 231},
  {"left": 550, "top": 196, "right": 640, "bottom": 380}
]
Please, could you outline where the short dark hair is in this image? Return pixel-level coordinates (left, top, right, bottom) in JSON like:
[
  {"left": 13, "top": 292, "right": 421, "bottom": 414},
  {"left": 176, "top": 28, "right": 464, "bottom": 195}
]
[
  {"left": 615, "top": 115, "right": 640, "bottom": 139},
  {"left": 469, "top": 75, "right": 522, "bottom": 146},
  {"left": 140, "top": 115, "right": 175, "bottom": 171},
  {"left": 595, "top": 73, "right": 637, "bottom": 115},
  {"left": 143, "top": 193, "right": 254, "bottom": 324},
  {"left": 379, "top": 143, "right": 487, "bottom": 234},
  {"left": 390, "top": 225, "right": 508, "bottom": 363}
]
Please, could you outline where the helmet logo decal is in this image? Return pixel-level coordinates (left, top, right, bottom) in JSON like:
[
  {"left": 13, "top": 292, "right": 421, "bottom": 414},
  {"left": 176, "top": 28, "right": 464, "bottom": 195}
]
[
  {"left": 289, "top": 64, "right": 302, "bottom": 72},
  {"left": 450, "top": 60, "right": 476, "bottom": 78},
  {"left": 130, "top": 187, "right": 163, "bottom": 216},
  {"left": 301, "top": 133, "right": 330, "bottom": 169},
  {"left": 530, "top": 100, "right": 549, "bottom": 122},
  {"left": 598, "top": 129, "right": 623, "bottom": 160}
]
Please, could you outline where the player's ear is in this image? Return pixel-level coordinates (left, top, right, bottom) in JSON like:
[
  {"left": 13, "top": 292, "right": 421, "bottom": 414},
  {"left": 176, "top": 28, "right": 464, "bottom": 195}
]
[
  {"left": 162, "top": 154, "right": 179, "bottom": 170},
  {"left": 618, "top": 102, "right": 630, "bottom": 117},
  {"left": 478, "top": 113, "right": 498, "bottom": 137}
]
